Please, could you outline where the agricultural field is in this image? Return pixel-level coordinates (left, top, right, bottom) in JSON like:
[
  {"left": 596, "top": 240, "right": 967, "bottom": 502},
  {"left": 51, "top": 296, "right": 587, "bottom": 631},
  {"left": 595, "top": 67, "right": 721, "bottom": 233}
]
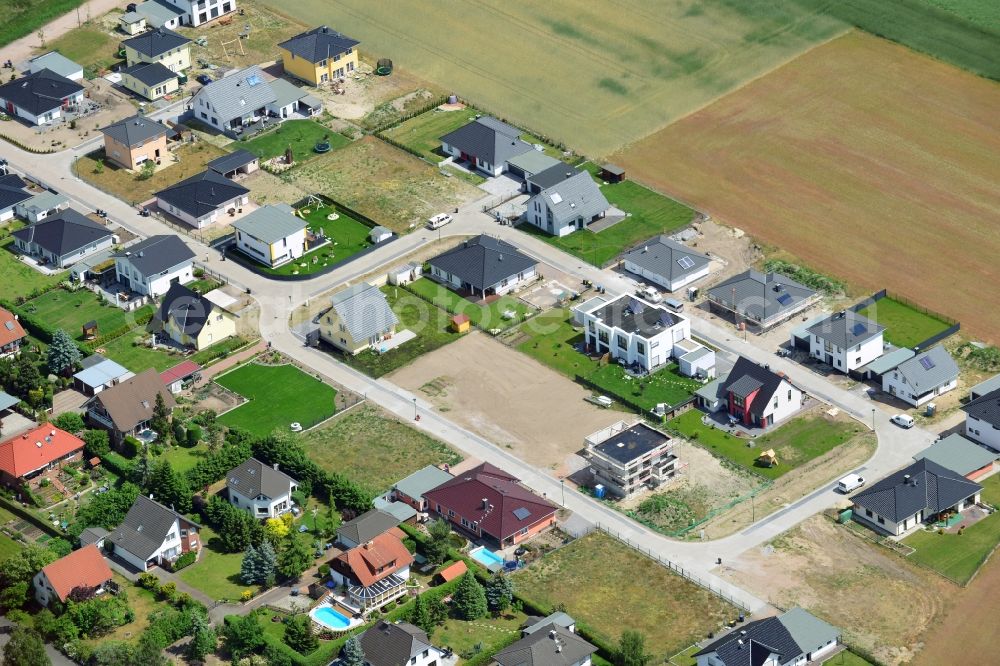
[
  {"left": 856, "top": 297, "right": 953, "bottom": 349},
  {"left": 615, "top": 31, "right": 1000, "bottom": 342},
  {"left": 239, "top": 120, "right": 351, "bottom": 165},
  {"left": 0, "top": 0, "right": 86, "bottom": 47},
  {"left": 919, "top": 0, "right": 1000, "bottom": 29},
  {"left": 264, "top": 0, "right": 846, "bottom": 157},
  {"left": 215, "top": 362, "right": 338, "bottom": 436}
]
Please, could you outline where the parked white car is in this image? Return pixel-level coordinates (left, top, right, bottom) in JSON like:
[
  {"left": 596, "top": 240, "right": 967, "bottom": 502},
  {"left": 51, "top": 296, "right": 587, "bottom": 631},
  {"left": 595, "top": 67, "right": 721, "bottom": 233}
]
[
  {"left": 427, "top": 213, "right": 453, "bottom": 230},
  {"left": 837, "top": 473, "right": 865, "bottom": 493},
  {"left": 890, "top": 414, "right": 915, "bottom": 429},
  {"left": 636, "top": 285, "right": 662, "bottom": 303}
]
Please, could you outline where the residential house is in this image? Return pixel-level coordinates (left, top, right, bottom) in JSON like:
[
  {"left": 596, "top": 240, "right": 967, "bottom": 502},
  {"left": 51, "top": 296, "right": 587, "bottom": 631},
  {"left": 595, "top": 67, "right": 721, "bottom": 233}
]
[
  {"left": 12, "top": 209, "right": 114, "bottom": 268},
  {"left": 73, "top": 354, "right": 134, "bottom": 396},
  {"left": 803, "top": 311, "right": 885, "bottom": 375},
  {"left": 358, "top": 621, "right": 447, "bottom": 666},
  {"left": 266, "top": 77, "right": 323, "bottom": 119},
  {"left": 159, "top": 360, "right": 201, "bottom": 394},
  {"left": 337, "top": 509, "right": 401, "bottom": 549},
  {"left": 207, "top": 149, "right": 259, "bottom": 179},
  {"left": 523, "top": 167, "right": 610, "bottom": 237},
  {"left": 585, "top": 421, "right": 677, "bottom": 498},
  {"left": 506, "top": 151, "right": 561, "bottom": 184},
  {"left": 673, "top": 337, "right": 717, "bottom": 379},
  {"left": 521, "top": 612, "right": 576, "bottom": 635},
  {"left": 15, "top": 190, "right": 69, "bottom": 224},
  {"left": 427, "top": 235, "right": 537, "bottom": 299},
  {"left": 27, "top": 52, "right": 83, "bottom": 81},
  {"left": 709, "top": 270, "right": 818, "bottom": 330},
  {"left": 86, "top": 368, "right": 176, "bottom": 446},
  {"left": 33, "top": 545, "right": 114, "bottom": 606},
  {"left": 79, "top": 526, "right": 109, "bottom": 548},
  {"left": 693, "top": 608, "right": 840, "bottom": 666},
  {"left": 971, "top": 374, "right": 1000, "bottom": 402},
  {"left": 190, "top": 66, "right": 276, "bottom": 134},
  {"left": 114, "top": 234, "right": 196, "bottom": 297},
  {"left": 232, "top": 204, "right": 307, "bottom": 267},
  {"left": 329, "top": 529, "right": 413, "bottom": 612},
  {"left": 391, "top": 465, "right": 453, "bottom": 513},
  {"left": 226, "top": 458, "right": 298, "bottom": 519},
  {"left": 156, "top": 0, "right": 238, "bottom": 27},
  {"left": 318, "top": 282, "right": 399, "bottom": 355},
  {"left": 0, "top": 173, "right": 32, "bottom": 221},
  {"left": 100, "top": 114, "right": 171, "bottom": 169},
  {"left": 370, "top": 225, "right": 392, "bottom": 244},
  {"left": 423, "top": 462, "right": 558, "bottom": 547},
  {"left": 439, "top": 116, "right": 533, "bottom": 177},
  {"left": 0, "top": 68, "right": 84, "bottom": 126},
  {"left": 851, "top": 458, "right": 982, "bottom": 536},
  {"left": 700, "top": 356, "right": 803, "bottom": 429},
  {"left": 882, "top": 346, "right": 959, "bottom": 407},
  {"left": 963, "top": 388, "right": 1000, "bottom": 451},
  {"left": 278, "top": 26, "right": 359, "bottom": 86},
  {"left": 914, "top": 434, "right": 996, "bottom": 481},
  {"left": 622, "top": 236, "right": 711, "bottom": 292},
  {"left": 493, "top": 621, "right": 597, "bottom": 666},
  {"left": 108, "top": 494, "right": 200, "bottom": 571},
  {"left": 121, "top": 61, "right": 179, "bottom": 101},
  {"left": 119, "top": 10, "right": 149, "bottom": 34},
  {"left": 857, "top": 345, "right": 915, "bottom": 382},
  {"left": 155, "top": 169, "right": 250, "bottom": 228},
  {"left": 0, "top": 425, "right": 85, "bottom": 488},
  {"left": 574, "top": 293, "right": 695, "bottom": 374},
  {"left": 122, "top": 27, "right": 191, "bottom": 71},
  {"left": 129, "top": 0, "right": 185, "bottom": 30},
  {"left": 0, "top": 306, "right": 27, "bottom": 358},
  {"left": 154, "top": 282, "right": 237, "bottom": 351}
]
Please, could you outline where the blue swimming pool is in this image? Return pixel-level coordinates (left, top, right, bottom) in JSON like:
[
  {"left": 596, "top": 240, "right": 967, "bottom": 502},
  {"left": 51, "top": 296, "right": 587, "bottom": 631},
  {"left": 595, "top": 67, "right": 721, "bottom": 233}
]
[
  {"left": 470, "top": 546, "right": 504, "bottom": 570},
  {"left": 310, "top": 605, "right": 351, "bottom": 630}
]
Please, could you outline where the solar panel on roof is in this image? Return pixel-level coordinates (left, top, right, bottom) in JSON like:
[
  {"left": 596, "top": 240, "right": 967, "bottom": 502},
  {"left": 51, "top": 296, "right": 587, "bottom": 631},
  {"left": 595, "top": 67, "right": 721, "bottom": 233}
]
[
  {"left": 628, "top": 298, "right": 644, "bottom": 313},
  {"left": 851, "top": 322, "right": 868, "bottom": 336},
  {"left": 513, "top": 507, "right": 531, "bottom": 520},
  {"left": 776, "top": 293, "right": 792, "bottom": 306},
  {"left": 677, "top": 255, "right": 695, "bottom": 270},
  {"left": 920, "top": 356, "right": 936, "bottom": 370}
]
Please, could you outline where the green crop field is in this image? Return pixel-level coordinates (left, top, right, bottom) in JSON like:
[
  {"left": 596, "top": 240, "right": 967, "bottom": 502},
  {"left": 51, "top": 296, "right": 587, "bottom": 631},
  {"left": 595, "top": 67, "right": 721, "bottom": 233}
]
[
  {"left": 0, "top": 0, "right": 86, "bottom": 48},
  {"left": 215, "top": 363, "right": 338, "bottom": 436}
]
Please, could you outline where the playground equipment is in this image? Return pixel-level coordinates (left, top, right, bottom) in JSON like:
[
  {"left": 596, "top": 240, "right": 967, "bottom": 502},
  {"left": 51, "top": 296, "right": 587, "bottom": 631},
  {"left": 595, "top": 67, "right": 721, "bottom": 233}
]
[
  {"left": 220, "top": 36, "right": 246, "bottom": 60},
  {"left": 376, "top": 58, "right": 393, "bottom": 76}
]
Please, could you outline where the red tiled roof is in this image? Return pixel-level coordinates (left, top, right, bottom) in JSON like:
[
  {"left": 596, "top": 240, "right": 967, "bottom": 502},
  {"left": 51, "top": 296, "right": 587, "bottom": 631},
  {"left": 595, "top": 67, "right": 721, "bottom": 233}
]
[
  {"left": 423, "top": 463, "right": 557, "bottom": 542},
  {"left": 0, "top": 307, "right": 27, "bottom": 348},
  {"left": 452, "top": 314, "right": 470, "bottom": 324},
  {"left": 40, "top": 544, "right": 113, "bottom": 602},
  {"left": 160, "top": 360, "right": 201, "bottom": 386},
  {"left": 334, "top": 531, "right": 414, "bottom": 588},
  {"left": 437, "top": 559, "right": 467, "bottom": 582},
  {"left": 0, "top": 425, "right": 84, "bottom": 478}
]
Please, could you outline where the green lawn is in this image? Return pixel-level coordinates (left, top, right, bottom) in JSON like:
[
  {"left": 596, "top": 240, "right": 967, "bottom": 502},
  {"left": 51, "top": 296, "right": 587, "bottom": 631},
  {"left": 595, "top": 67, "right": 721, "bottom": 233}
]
[
  {"left": 341, "top": 285, "right": 459, "bottom": 378},
  {"left": 261, "top": 203, "right": 374, "bottom": 276},
  {"left": 239, "top": 120, "right": 350, "bottom": 165},
  {"left": 406, "top": 277, "right": 535, "bottom": 331},
  {"left": 215, "top": 362, "right": 338, "bottom": 436},
  {"left": 301, "top": 405, "right": 460, "bottom": 493},
  {"left": 822, "top": 651, "right": 874, "bottom": 666},
  {"left": 669, "top": 645, "right": 700, "bottom": 666},
  {"left": 0, "top": 0, "right": 86, "bottom": 47},
  {"left": 154, "top": 444, "right": 205, "bottom": 475},
  {"left": 981, "top": 474, "right": 1000, "bottom": 505},
  {"left": 40, "top": 24, "right": 120, "bottom": 75},
  {"left": 99, "top": 333, "right": 189, "bottom": 373},
  {"left": 434, "top": 610, "right": 528, "bottom": 657},
  {"left": 516, "top": 308, "right": 589, "bottom": 376},
  {"left": 382, "top": 108, "right": 476, "bottom": 162},
  {"left": 78, "top": 575, "right": 161, "bottom": 650},
  {"left": 856, "top": 297, "right": 952, "bottom": 348},
  {"left": 0, "top": 533, "right": 23, "bottom": 559},
  {"left": 21, "top": 288, "right": 153, "bottom": 341},
  {"left": 520, "top": 163, "right": 695, "bottom": 267},
  {"left": 668, "top": 410, "right": 861, "bottom": 479},
  {"left": 587, "top": 362, "right": 701, "bottom": 412},
  {"left": 0, "top": 240, "right": 64, "bottom": 301},
  {"left": 178, "top": 524, "right": 250, "bottom": 602}
]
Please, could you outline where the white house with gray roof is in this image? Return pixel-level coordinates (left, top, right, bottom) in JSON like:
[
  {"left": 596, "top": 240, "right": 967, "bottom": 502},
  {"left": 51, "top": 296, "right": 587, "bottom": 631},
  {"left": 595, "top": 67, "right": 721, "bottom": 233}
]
[
  {"left": 439, "top": 116, "right": 533, "bottom": 177},
  {"left": 113, "top": 234, "right": 195, "bottom": 297},
  {"left": 28, "top": 52, "right": 83, "bottom": 81},
  {"left": 232, "top": 204, "right": 307, "bottom": 267},
  {"left": 804, "top": 310, "right": 885, "bottom": 374},
  {"left": 882, "top": 345, "right": 959, "bottom": 407},
  {"left": 710, "top": 270, "right": 818, "bottom": 330},
  {"left": 108, "top": 495, "right": 201, "bottom": 571},
  {"left": 524, "top": 168, "right": 610, "bottom": 237},
  {"left": 190, "top": 66, "right": 276, "bottom": 134},
  {"left": 226, "top": 458, "right": 298, "bottom": 519},
  {"left": 623, "top": 236, "right": 711, "bottom": 292},
  {"left": 319, "top": 282, "right": 399, "bottom": 355},
  {"left": 427, "top": 235, "right": 537, "bottom": 298},
  {"left": 962, "top": 388, "right": 1000, "bottom": 452},
  {"left": 694, "top": 607, "right": 840, "bottom": 666}
]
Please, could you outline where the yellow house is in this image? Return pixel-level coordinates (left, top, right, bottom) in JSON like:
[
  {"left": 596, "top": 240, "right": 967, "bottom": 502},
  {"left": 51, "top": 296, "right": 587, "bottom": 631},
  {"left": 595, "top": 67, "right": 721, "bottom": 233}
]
[
  {"left": 121, "top": 61, "right": 179, "bottom": 101},
  {"left": 122, "top": 27, "right": 192, "bottom": 72},
  {"left": 318, "top": 282, "right": 398, "bottom": 355},
  {"left": 278, "top": 26, "right": 359, "bottom": 87},
  {"left": 156, "top": 283, "right": 237, "bottom": 351}
]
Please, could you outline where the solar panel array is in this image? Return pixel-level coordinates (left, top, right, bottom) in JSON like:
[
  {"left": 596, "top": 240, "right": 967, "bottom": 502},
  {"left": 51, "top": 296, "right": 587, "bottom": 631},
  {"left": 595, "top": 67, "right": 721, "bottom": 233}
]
[
  {"left": 512, "top": 507, "right": 532, "bottom": 520},
  {"left": 677, "top": 255, "right": 695, "bottom": 270},
  {"left": 776, "top": 293, "right": 793, "bottom": 306},
  {"left": 851, "top": 322, "right": 868, "bottom": 336}
]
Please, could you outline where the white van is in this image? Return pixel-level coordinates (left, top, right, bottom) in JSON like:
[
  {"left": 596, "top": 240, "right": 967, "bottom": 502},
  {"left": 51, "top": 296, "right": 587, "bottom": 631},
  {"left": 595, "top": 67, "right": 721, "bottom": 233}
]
[
  {"left": 427, "top": 213, "right": 453, "bottom": 230},
  {"left": 890, "top": 414, "right": 915, "bottom": 429},
  {"left": 636, "top": 286, "right": 662, "bottom": 303},
  {"left": 837, "top": 473, "right": 865, "bottom": 493}
]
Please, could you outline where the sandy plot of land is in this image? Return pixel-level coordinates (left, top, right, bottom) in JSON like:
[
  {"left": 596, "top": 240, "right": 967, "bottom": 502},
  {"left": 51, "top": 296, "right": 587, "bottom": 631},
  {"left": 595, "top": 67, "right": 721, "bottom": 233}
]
[
  {"left": 614, "top": 31, "right": 1000, "bottom": 342},
  {"left": 718, "top": 515, "right": 956, "bottom": 665},
  {"left": 388, "top": 331, "right": 622, "bottom": 473}
]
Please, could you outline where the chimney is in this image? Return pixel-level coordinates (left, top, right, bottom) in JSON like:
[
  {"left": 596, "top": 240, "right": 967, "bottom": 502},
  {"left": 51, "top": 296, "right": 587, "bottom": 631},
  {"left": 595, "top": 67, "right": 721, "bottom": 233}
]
[
  {"left": 50, "top": 430, "right": 55, "bottom": 437},
  {"left": 549, "top": 629, "right": 557, "bottom": 639},
  {"left": 482, "top": 498, "right": 489, "bottom": 509},
  {"left": 273, "top": 462, "right": 279, "bottom": 471},
  {"left": 903, "top": 474, "right": 910, "bottom": 482},
  {"left": 565, "top": 172, "right": 572, "bottom": 178}
]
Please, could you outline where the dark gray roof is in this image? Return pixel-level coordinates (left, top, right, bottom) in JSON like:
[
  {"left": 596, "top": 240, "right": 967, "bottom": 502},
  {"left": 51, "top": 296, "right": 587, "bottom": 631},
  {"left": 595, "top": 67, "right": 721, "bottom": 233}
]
[
  {"left": 12, "top": 209, "right": 111, "bottom": 257},
  {"left": 851, "top": 458, "right": 982, "bottom": 523},
  {"left": 493, "top": 623, "right": 597, "bottom": 666},
  {"left": 79, "top": 526, "right": 109, "bottom": 547},
  {"left": 623, "top": 236, "right": 710, "bottom": 283},
  {"left": 963, "top": 388, "right": 1000, "bottom": 428},
  {"left": 592, "top": 422, "right": 670, "bottom": 465},
  {"left": 155, "top": 169, "right": 249, "bottom": 218},
  {"left": 108, "top": 495, "right": 198, "bottom": 560},
  {"left": 720, "top": 356, "right": 789, "bottom": 420},
  {"left": 428, "top": 235, "right": 536, "bottom": 291},
  {"left": 440, "top": 116, "right": 533, "bottom": 166},
  {"left": 0, "top": 68, "right": 83, "bottom": 116},
  {"left": 101, "top": 114, "right": 170, "bottom": 147},
  {"left": 226, "top": 457, "right": 296, "bottom": 500},
  {"left": 708, "top": 270, "right": 817, "bottom": 324},
  {"left": 587, "top": 294, "right": 681, "bottom": 338},
  {"left": 122, "top": 27, "right": 191, "bottom": 58},
  {"left": 694, "top": 617, "right": 799, "bottom": 666},
  {"left": 530, "top": 170, "right": 609, "bottom": 226},
  {"left": 358, "top": 621, "right": 433, "bottom": 666},
  {"left": 521, "top": 612, "right": 575, "bottom": 635},
  {"left": 914, "top": 434, "right": 996, "bottom": 477},
  {"left": 337, "top": 509, "right": 399, "bottom": 545},
  {"left": 528, "top": 164, "right": 583, "bottom": 191},
  {"left": 121, "top": 61, "right": 177, "bottom": 87},
  {"left": 278, "top": 26, "right": 359, "bottom": 63},
  {"left": 0, "top": 174, "right": 31, "bottom": 210},
  {"left": 807, "top": 311, "right": 884, "bottom": 349},
  {"left": 156, "top": 282, "right": 216, "bottom": 337},
  {"left": 114, "top": 234, "right": 195, "bottom": 275},
  {"left": 193, "top": 66, "right": 277, "bottom": 124},
  {"left": 892, "top": 346, "right": 959, "bottom": 395},
  {"left": 329, "top": 282, "right": 398, "bottom": 342},
  {"left": 207, "top": 149, "right": 258, "bottom": 175}
]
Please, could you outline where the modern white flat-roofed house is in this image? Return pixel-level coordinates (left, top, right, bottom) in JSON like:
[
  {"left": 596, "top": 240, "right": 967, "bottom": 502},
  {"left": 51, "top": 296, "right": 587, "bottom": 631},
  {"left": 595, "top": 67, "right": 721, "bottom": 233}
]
[
  {"left": 709, "top": 269, "right": 818, "bottom": 330},
  {"left": 114, "top": 234, "right": 196, "bottom": 297},
  {"left": 0, "top": 69, "right": 84, "bottom": 126},
  {"left": 623, "top": 236, "right": 711, "bottom": 292},
  {"left": 427, "top": 235, "right": 537, "bottom": 299},
  {"left": 882, "top": 346, "right": 959, "bottom": 407},
  {"left": 439, "top": 116, "right": 533, "bottom": 177},
  {"left": 108, "top": 495, "right": 200, "bottom": 571},
  {"left": 585, "top": 421, "right": 677, "bottom": 498},
  {"left": 155, "top": 169, "right": 250, "bottom": 229},
  {"left": 226, "top": 457, "right": 298, "bottom": 519},
  {"left": 575, "top": 294, "right": 692, "bottom": 373},
  {"left": 803, "top": 310, "right": 885, "bottom": 375},
  {"left": 128, "top": 0, "right": 185, "bottom": 30},
  {"left": 156, "top": 0, "right": 236, "bottom": 27},
  {"left": 963, "top": 388, "right": 1000, "bottom": 451},
  {"left": 694, "top": 608, "right": 840, "bottom": 666},
  {"left": 232, "top": 204, "right": 307, "bottom": 267},
  {"left": 523, "top": 166, "right": 610, "bottom": 237}
]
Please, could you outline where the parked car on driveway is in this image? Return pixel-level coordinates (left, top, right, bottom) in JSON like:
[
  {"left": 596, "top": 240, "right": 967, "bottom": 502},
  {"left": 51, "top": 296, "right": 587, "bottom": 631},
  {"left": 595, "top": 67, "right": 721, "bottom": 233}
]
[
  {"left": 891, "top": 414, "right": 915, "bottom": 428},
  {"left": 196, "top": 74, "right": 213, "bottom": 86}
]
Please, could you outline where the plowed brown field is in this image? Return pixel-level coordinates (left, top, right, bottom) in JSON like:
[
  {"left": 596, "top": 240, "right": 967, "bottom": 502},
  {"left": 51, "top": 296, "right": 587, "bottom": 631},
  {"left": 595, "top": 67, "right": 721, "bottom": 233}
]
[{"left": 614, "top": 31, "right": 1000, "bottom": 341}]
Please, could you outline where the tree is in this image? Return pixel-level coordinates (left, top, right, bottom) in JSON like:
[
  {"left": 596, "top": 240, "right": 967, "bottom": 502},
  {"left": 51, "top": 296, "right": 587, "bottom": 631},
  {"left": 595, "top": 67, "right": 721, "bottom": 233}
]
[
  {"left": 146, "top": 460, "right": 191, "bottom": 514},
  {"left": 424, "top": 519, "right": 452, "bottom": 565},
  {"left": 426, "top": 594, "right": 449, "bottom": 627},
  {"left": 53, "top": 411, "right": 85, "bottom": 433},
  {"left": 452, "top": 572, "right": 487, "bottom": 621},
  {"left": 410, "top": 593, "right": 433, "bottom": 634},
  {"left": 0, "top": 581, "right": 30, "bottom": 612},
  {"left": 83, "top": 429, "right": 110, "bottom": 458},
  {"left": 0, "top": 544, "right": 57, "bottom": 610},
  {"left": 615, "top": 630, "right": 651, "bottom": 666},
  {"left": 137, "top": 159, "right": 156, "bottom": 180},
  {"left": 276, "top": 534, "right": 312, "bottom": 580},
  {"left": 240, "top": 541, "right": 277, "bottom": 585},
  {"left": 264, "top": 516, "right": 290, "bottom": 542},
  {"left": 187, "top": 612, "right": 216, "bottom": 662},
  {"left": 150, "top": 392, "right": 171, "bottom": 443},
  {"left": 11, "top": 352, "right": 43, "bottom": 400},
  {"left": 264, "top": 643, "right": 294, "bottom": 666},
  {"left": 224, "top": 613, "right": 264, "bottom": 661},
  {"left": 186, "top": 424, "right": 203, "bottom": 447},
  {"left": 47, "top": 537, "right": 72, "bottom": 558},
  {"left": 47, "top": 329, "right": 81, "bottom": 376},
  {"left": 283, "top": 614, "right": 318, "bottom": 654},
  {"left": 484, "top": 572, "right": 514, "bottom": 615},
  {"left": 3, "top": 627, "right": 51, "bottom": 666},
  {"left": 341, "top": 635, "right": 365, "bottom": 666},
  {"left": 218, "top": 503, "right": 264, "bottom": 553}
]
